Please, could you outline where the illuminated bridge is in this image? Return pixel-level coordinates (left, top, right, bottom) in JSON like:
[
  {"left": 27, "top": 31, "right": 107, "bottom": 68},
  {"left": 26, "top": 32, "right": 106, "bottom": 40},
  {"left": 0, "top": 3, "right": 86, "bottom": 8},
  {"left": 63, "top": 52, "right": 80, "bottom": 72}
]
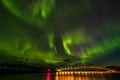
[{"left": 56, "top": 66, "right": 115, "bottom": 75}]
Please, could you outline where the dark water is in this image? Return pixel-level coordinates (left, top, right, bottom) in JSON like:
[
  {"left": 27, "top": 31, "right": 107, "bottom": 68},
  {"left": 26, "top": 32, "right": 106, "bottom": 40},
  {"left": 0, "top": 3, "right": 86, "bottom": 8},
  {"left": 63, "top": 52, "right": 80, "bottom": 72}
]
[{"left": 0, "top": 72, "right": 120, "bottom": 80}]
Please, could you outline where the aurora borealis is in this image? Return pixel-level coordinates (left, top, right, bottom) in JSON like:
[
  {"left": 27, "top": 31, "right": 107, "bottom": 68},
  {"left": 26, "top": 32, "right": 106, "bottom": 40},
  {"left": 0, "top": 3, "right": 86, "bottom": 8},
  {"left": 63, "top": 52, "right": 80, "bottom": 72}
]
[{"left": 0, "top": 0, "right": 120, "bottom": 66}]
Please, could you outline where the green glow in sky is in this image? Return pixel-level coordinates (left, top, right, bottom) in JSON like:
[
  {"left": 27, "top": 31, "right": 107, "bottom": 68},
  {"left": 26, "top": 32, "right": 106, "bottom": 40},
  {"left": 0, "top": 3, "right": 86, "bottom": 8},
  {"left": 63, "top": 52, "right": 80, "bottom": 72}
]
[
  {"left": 0, "top": 27, "right": 63, "bottom": 64},
  {"left": 77, "top": 36, "right": 120, "bottom": 64},
  {"left": 63, "top": 38, "right": 72, "bottom": 55},
  {"left": 62, "top": 28, "right": 93, "bottom": 55},
  {"left": 41, "top": 0, "right": 55, "bottom": 18},
  {"left": 48, "top": 34, "right": 54, "bottom": 49},
  {"left": 2, "top": 0, "right": 55, "bottom": 27},
  {"left": 47, "top": 33, "right": 57, "bottom": 53},
  {"left": 62, "top": 27, "right": 120, "bottom": 64},
  {"left": 1, "top": 0, "right": 33, "bottom": 24},
  {"left": 1, "top": 0, "right": 120, "bottom": 65}
]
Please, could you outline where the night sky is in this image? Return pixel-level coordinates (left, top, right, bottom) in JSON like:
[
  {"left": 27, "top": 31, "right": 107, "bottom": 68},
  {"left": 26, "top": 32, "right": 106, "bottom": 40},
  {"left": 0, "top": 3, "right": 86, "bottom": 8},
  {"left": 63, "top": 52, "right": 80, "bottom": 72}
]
[{"left": 0, "top": 0, "right": 120, "bottom": 66}]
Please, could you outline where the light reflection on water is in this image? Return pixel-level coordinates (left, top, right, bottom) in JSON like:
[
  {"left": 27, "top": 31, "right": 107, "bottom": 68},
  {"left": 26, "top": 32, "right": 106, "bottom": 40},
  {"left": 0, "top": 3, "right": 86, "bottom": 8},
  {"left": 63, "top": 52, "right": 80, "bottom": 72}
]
[
  {"left": 55, "top": 72, "right": 108, "bottom": 80},
  {"left": 46, "top": 73, "right": 51, "bottom": 80},
  {"left": 0, "top": 72, "right": 120, "bottom": 80}
]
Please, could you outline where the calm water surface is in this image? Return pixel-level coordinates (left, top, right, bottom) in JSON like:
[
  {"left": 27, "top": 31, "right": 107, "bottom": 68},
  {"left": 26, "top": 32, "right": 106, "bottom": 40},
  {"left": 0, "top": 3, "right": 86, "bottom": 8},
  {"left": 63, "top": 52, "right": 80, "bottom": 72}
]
[{"left": 0, "top": 72, "right": 120, "bottom": 80}]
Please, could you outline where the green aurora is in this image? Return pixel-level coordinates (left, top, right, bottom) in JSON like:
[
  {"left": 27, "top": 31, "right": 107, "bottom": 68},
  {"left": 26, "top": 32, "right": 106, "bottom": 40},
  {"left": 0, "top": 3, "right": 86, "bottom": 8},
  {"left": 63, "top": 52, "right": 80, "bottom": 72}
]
[
  {"left": 1, "top": 0, "right": 120, "bottom": 66},
  {"left": 2, "top": 0, "right": 55, "bottom": 27}
]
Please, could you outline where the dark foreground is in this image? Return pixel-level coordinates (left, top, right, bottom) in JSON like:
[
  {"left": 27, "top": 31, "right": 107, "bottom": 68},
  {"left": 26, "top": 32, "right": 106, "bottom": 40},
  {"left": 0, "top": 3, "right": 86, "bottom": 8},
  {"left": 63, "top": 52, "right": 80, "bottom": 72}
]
[{"left": 0, "top": 72, "right": 120, "bottom": 80}]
